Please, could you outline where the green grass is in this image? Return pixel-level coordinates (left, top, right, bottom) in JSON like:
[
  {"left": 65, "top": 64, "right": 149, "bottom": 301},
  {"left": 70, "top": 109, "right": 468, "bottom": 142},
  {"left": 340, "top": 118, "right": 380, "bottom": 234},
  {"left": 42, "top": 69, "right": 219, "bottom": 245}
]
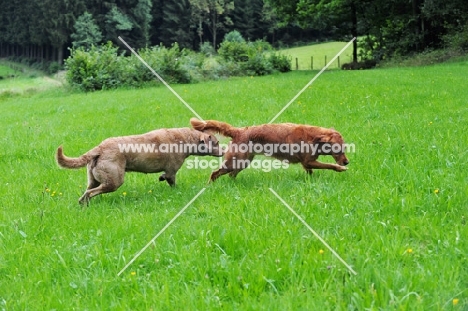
[
  {"left": 0, "top": 64, "right": 18, "bottom": 77},
  {"left": 1, "top": 62, "right": 468, "bottom": 310},
  {"left": 0, "top": 62, "right": 62, "bottom": 98},
  {"left": 280, "top": 42, "right": 354, "bottom": 70}
]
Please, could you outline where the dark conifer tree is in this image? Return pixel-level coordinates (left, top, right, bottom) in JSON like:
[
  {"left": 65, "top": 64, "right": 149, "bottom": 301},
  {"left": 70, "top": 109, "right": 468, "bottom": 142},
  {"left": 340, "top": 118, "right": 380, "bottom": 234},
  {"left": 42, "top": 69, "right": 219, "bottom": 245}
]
[{"left": 159, "top": 0, "right": 194, "bottom": 48}]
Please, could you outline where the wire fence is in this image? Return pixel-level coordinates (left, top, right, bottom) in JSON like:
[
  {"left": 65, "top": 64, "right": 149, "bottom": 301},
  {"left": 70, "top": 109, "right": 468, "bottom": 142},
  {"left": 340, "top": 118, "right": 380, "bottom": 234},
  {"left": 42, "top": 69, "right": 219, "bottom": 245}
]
[{"left": 292, "top": 55, "right": 356, "bottom": 70}]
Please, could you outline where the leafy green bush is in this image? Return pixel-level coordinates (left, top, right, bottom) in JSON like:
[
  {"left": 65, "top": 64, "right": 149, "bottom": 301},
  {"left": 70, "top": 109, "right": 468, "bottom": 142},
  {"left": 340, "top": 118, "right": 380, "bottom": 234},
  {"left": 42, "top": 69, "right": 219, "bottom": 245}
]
[
  {"left": 65, "top": 42, "right": 125, "bottom": 91},
  {"left": 269, "top": 53, "right": 291, "bottom": 72},
  {"left": 155, "top": 43, "right": 192, "bottom": 84},
  {"left": 218, "top": 38, "right": 282, "bottom": 76},
  {"left": 242, "top": 53, "right": 273, "bottom": 76},
  {"left": 200, "top": 57, "right": 242, "bottom": 80},
  {"left": 65, "top": 39, "right": 291, "bottom": 91},
  {"left": 250, "top": 40, "right": 273, "bottom": 53},
  {"left": 135, "top": 43, "right": 192, "bottom": 84},
  {"left": 66, "top": 42, "right": 196, "bottom": 91},
  {"left": 218, "top": 41, "right": 251, "bottom": 62},
  {"left": 180, "top": 51, "right": 206, "bottom": 82}
]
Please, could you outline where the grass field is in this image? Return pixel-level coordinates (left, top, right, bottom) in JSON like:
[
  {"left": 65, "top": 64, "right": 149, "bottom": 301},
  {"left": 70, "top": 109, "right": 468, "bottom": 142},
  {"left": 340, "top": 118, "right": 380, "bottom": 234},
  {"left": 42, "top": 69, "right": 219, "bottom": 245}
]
[
  {"left": 0, "top": 62, "right": 62, "bottom": 99},
  {"left": 0, "top": 64, "right": 18, "bottom": 77},
  {"left": 0, "top": 60, "right": 467, "bottom": 309},
  {"left": 280, "top": 42, "right": 354, "bottom": 70}
]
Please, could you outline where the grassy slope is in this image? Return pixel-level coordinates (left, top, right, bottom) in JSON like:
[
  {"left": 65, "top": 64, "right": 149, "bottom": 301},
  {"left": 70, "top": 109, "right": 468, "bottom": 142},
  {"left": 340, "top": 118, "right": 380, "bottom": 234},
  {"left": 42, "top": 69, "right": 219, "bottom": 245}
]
[
  {"left": 0, "top": 62, "right": 467, "bottom": 310},
  {"left": 0, "top": 63, "right": 62, "bottom": 98},
  {"left": 280, "top": 42, "right": 354, "bottom": 70},
  {"left": 0, "top": 64, "right": 17, "bottom": 77}
]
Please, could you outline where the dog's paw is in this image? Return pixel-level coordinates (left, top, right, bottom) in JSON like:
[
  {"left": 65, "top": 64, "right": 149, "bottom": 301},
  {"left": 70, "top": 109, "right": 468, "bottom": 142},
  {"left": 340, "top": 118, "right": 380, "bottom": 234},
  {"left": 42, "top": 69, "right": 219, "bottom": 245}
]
[{"left": 336, "top": 165, "right": 348, "bottom": 172}]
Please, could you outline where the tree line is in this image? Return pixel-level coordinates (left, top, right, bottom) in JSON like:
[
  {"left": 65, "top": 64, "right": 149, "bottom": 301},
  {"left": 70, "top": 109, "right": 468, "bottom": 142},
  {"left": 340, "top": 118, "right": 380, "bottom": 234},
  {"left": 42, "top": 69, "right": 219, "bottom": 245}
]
[
  {"left": 0, "top": 0, "right": 280, "bottom": 64},
  {"left": 268, "top": 0, "right": 468, "bottom": 62},
  {"left": 0, "top": 0, "right": 466, "bottom": 65}
]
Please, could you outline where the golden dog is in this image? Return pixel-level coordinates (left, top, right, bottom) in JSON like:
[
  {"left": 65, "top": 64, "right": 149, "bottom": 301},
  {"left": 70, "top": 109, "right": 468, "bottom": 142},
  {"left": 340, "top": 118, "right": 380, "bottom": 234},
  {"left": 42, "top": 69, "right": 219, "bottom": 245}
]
[{"left": 56, "top": 128, "right": 222, "bottom": 204}]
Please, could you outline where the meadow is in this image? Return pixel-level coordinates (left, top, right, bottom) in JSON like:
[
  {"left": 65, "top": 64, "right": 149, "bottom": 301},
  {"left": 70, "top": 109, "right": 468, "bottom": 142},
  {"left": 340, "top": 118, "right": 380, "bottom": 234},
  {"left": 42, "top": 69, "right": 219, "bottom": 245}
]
[
  {"left": 0, "top": 59, "right": 467, "bottom": 310},
  {"left": 0, "top": 63, "right": 63, "bottom": 99},
  {"left": 280, "top": 42, "right": 354, "bottom": 70}
]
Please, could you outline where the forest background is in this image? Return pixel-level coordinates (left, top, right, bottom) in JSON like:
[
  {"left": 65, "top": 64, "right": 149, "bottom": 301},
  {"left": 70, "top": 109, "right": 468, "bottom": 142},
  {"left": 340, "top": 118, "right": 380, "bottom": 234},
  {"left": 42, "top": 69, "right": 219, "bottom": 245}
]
[{"left": 0, "top": 0, "right": 467, "bottom": 68}]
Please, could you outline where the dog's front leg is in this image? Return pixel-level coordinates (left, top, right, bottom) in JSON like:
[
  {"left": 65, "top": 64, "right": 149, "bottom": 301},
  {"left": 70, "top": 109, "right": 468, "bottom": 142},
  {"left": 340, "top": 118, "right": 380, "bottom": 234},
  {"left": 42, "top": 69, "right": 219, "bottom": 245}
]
[
  {"left": 159, "top": 173, "right": 176, "bottom": 186},
  {"left": 304, "top": 167, "right": 314, "bottom": 175},
  {"left": 210, "top": 153, "right": 252, "bottom": 182},
  {"left": 210, "top": 168, "right": 229, "bottom": 182},
  {"left": 303, "top": 160, "right": 347, "bottom": 172}
]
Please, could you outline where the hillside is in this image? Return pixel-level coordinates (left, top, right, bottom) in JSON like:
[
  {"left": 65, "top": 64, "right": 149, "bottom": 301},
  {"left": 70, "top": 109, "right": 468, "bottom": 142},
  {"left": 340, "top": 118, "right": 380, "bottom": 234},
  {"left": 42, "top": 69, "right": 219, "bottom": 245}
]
[{"left": 280, "top": 42, "right": 354, "bottom": 70}]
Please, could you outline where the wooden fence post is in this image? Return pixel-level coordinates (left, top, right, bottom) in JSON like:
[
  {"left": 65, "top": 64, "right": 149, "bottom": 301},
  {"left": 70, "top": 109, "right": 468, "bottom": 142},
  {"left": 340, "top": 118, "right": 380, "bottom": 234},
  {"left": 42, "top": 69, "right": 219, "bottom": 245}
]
[
  {"left": 295, "top": 58, "right": 299, "bottom": 70},
  {"left": 311, "top": 56, "right": 313, "bottom": 70}
]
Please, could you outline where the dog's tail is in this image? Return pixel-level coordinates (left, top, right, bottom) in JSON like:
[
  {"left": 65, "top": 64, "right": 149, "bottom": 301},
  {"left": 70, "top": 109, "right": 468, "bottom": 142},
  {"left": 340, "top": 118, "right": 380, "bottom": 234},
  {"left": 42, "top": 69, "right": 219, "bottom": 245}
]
[
  {"left": 56, "top": 146, "right": 95, "bottom": 169},
  {"left": 190, "top": 118, "right": 239, "bottom": 138}
]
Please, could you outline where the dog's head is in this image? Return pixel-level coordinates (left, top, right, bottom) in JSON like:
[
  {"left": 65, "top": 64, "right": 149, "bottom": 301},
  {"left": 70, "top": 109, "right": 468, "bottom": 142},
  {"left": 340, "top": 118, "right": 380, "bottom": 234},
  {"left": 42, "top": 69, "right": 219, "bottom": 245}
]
[
  {"left": 314, "top": 130, "right": 349, "bottom": 166},
  {"left": 197, "top": 133, "right": 224, "bottom": 157}
]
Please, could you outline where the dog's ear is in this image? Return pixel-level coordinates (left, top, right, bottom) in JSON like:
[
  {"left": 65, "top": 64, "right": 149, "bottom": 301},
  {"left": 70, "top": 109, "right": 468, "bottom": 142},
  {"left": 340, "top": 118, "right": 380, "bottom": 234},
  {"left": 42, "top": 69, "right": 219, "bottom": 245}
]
[
  {"left": 199, "top": 133, "right": 207, "bottom": 144},
  {"left": 199, "top": 133, "right": 214, "bottom": 144},
  {"left": 209, "top": 134, "right": 217, "bottom": 143},
  {"left": 313, "top": 134, "right": 328, "bottom": 143}
]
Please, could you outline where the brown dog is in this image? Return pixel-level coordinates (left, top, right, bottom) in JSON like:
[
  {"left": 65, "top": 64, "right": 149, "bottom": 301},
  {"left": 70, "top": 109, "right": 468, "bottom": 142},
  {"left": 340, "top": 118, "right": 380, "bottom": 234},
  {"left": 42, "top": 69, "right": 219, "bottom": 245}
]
[
  {"left": 190, "top": 118, "right": 349, "bottom": 181},
  {"left": 56, "top": 128, "right": 222, "bottom": 204}
]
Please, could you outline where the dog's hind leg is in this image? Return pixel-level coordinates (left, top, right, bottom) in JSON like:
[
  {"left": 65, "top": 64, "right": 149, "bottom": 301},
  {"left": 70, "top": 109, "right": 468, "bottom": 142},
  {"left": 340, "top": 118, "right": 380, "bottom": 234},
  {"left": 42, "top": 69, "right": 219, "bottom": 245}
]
[
  {"left": 86, "top": 162, "right": 101, "bottom": 189},
  {"left": 78, "top": 163, "right": 125, "bottom": 204}
]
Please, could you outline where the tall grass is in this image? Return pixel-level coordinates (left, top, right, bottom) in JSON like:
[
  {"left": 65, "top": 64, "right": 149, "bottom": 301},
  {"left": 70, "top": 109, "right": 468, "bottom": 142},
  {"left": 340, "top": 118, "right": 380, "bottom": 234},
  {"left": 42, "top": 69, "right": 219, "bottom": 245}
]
[{"left": 0, "top": 62, "right": 467, "bottom": 310}]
